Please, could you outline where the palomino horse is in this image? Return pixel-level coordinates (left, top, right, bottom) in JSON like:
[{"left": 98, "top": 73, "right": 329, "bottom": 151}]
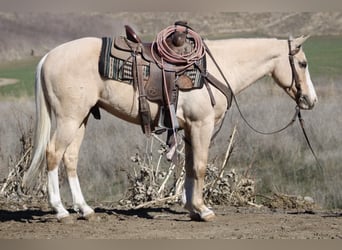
[{"left": 23, "top": 35, "right": 317, "bottom": 222}]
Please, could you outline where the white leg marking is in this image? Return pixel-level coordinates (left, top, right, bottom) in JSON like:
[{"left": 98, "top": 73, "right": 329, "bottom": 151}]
[
  {"left": 200, "top": 207, "right": 215, "bottom": 218},
  {"left": 68, "top": 176, "right": 94, "bottom": 217},
  {"left": 181, "top": 188, "right": 187, "bottom": 206},
  {"left": 48, "top": 168, "right": 69, "bottom": 219}
]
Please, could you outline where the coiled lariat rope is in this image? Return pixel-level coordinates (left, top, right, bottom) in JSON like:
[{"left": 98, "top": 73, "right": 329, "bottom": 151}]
[{"left": 151, "top": 25, "right": 206, "bottom": 72}]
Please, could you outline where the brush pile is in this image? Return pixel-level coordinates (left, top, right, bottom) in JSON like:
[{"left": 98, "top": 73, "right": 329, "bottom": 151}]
[
  {"left": 259, "top": 192, "right": 316, "bottom": 212},
  {"left": 0, "top": 119, "right": 47, "bottom": 203},
  {"left": 119, "top": 127, "right": 259, "bottom": 209},
  {"left": 204, "top": 167, "right": 257, "bottom": 207},
  {"left": 118, "top": 138, "right": 186, "bottom": 208}
]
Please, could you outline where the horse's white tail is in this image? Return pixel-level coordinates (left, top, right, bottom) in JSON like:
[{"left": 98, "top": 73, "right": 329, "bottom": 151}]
[{"left": 22, "top": 54, "right": 51, "bottom": 189}]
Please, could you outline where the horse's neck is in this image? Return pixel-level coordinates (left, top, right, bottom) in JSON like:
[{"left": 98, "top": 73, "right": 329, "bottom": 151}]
[{"left": 206, "top": 38, "right": 286, "bottom": 94}]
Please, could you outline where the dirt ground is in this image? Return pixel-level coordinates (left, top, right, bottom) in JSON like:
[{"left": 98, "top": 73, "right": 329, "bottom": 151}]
[
  {"left": 0, "top": 78, "right": 18, "bottom": 87},
  {"left": 0, "top": 201, "right": 341, "bottom": 239}
]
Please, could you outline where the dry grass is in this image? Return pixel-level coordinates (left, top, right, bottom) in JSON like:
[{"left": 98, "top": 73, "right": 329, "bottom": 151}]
[
  {"left": 222, "top": 77, "right": 342, "bottom": 208},
  {"left": 0, "top": 76, "right": 341, "bottom": 209}
]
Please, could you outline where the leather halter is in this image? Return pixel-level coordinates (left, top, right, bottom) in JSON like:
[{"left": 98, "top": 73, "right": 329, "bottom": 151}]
[{"left": 287, "top": 38, "right": 303, "bottom": 104}]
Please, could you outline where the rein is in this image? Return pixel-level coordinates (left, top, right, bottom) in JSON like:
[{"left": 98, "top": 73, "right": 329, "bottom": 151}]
[
  {"left": 204, "top": 41, "right": 300, "bottom": 135},
  {"left": 204, "top": 38, "right": 323, "bottom": 169}
]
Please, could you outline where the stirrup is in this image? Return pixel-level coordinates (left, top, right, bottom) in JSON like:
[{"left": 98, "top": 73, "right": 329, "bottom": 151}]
[{"left": 157, "top": 105, "right": 179, "bottom": 130}]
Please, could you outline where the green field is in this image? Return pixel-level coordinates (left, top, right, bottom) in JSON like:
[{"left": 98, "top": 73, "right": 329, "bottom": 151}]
[
  {"left": 0, "top": 57, "right": 39, "bottom": 98},
  {"left": 0, "top": 36, "right": 341, "bottom": 99},
  {"left": 304, "top": 36, "right": 342, "bottom": 77}
]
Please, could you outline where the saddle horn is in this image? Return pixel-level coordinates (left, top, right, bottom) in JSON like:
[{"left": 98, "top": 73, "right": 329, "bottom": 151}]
[
  {"left": 125, "top": 25, "right": 142, "bottom": 43},
  {"left": 172, "top": 21, "right": 190, "bottom": 47}
]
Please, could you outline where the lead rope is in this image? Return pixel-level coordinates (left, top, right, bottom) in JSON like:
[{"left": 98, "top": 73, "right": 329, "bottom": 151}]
[
  {"left": 297, "top": 110, "right": 324, "bottom": 172},
  {"left": 288, "top": 40, "right": 323, "bottom": 171}
]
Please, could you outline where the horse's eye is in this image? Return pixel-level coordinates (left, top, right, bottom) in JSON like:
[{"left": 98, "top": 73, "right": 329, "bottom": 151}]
[{"left": 299, "top": 61, "right": 307, "bottom": 68}]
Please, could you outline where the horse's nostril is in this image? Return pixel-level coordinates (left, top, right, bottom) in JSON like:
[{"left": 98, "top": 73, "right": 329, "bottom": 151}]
[{"left": 300, "top": 95, "right": 316, "bottom": 109}]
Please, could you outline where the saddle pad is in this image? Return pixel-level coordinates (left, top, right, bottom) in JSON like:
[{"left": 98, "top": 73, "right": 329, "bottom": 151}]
[
  {"left": 98, "top": 37, "right": 149, "bottom": 83},
  {"left": 98, "top": 37, "right": 113, "bottom": 79}
]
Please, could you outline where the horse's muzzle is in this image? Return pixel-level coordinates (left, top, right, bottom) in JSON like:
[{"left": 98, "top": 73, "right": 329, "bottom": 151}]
[{"left": 298, "top": 95, "right": 317, "bottom": 110}]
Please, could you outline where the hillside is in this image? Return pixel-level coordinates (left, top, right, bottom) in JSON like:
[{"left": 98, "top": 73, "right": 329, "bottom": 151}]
[{"left": 0, "top": 12, "right": 341, "bottom": 61}]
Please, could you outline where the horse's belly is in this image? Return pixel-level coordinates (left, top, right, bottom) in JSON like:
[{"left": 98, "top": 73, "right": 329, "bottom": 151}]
[{"left": 98, "top": 80, "right": 159, "bottom": 124}]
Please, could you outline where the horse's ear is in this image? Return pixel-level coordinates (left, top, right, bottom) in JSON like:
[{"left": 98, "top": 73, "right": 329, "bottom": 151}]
[{"left": 294, "top": 35, "right": 310, "bottom": 48}]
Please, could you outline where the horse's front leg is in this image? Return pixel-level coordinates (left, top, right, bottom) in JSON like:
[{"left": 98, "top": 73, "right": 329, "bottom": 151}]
[{"left": 183, "top": 121, "right": 215, "bottom": 221}]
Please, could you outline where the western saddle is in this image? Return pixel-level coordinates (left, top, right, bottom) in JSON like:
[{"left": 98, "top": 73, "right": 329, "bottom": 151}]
[{"left": 98, "top": 21, "right": 232, "bottom": 144}]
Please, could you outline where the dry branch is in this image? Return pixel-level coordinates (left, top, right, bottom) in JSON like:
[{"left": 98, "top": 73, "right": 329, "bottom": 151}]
[
  {"left": 119, "top": 126, "right": 260, "bottom": 209},
  {"left": 0, "top": 146, "right": 32, "bottom": 194},
  {"left": 0, "top": 116, "right": 47, "bottom": 202}
]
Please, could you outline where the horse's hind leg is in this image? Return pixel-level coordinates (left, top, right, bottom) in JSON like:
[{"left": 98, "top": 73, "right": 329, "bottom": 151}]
[
  {"left": 46, "top": 119, "right": 84, "bottom": 221},
  {"left": 63, "top": 121, "right": 94, "bottom": 219}
]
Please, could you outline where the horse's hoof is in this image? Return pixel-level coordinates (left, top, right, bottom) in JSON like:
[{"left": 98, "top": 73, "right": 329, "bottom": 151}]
[
  {"left": 83, "top": 212, "right": 98, "bottom": 222},
  {"left": 189, "top": 212, "right": 202, "bottom": 221},
  {"left": 58, "top": 215, "right": 74, "bottom": 224},
  {"left": 201, "top": 212, "right": 216, "bottom": 222},
  {"left": 189, "top": 210, "right": 216, "bottom": 222}
]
